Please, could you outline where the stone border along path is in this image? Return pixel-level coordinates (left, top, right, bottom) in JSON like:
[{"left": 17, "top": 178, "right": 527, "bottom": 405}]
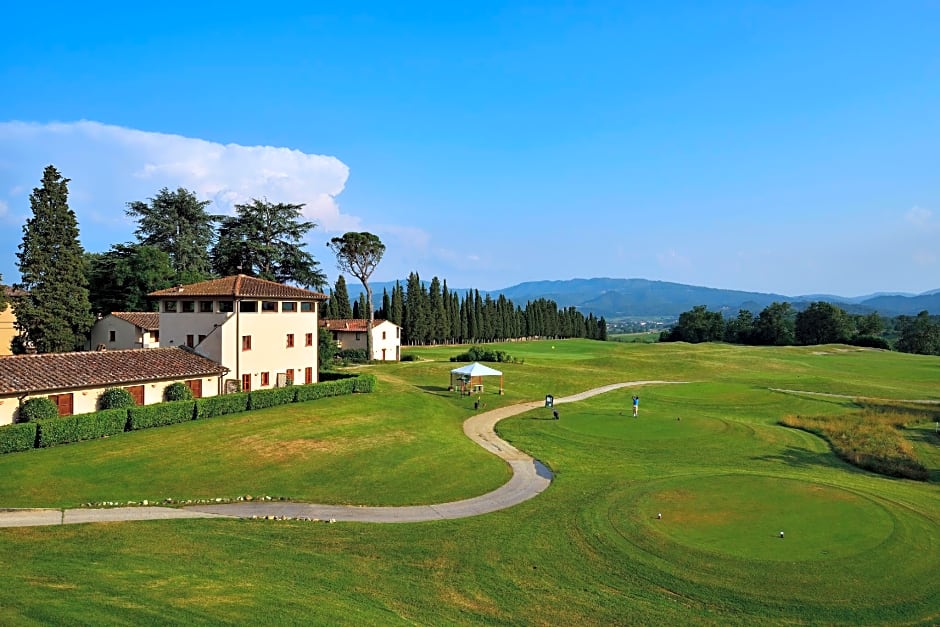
[{"left": 0, "top": 381, "right": 679, "bottom": 528}]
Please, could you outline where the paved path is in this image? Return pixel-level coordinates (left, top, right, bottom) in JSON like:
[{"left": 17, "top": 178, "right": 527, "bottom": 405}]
[{"left": 0, "top": 381, "right": 676, "bottom": 528}]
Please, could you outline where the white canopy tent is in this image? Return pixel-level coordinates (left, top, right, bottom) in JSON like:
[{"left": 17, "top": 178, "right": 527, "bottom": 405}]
[{"left": 450, "top": 362, "right": 504, "bottom": 395}]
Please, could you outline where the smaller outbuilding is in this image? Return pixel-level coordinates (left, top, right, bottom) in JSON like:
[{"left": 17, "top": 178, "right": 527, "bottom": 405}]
[
  {"left": 89, "top": 312, "right": 161, "bottom": 351},
  {"left": 450, "top": 362, "right": 504, "bottom": 395}
]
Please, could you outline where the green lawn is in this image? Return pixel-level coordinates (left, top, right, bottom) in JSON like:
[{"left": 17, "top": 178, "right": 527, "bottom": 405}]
[{"left": 1, "top": 340, "right": 938, "bottom": 625}]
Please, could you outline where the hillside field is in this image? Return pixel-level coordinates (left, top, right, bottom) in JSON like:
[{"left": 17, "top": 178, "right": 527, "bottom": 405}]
[{"left": 0, "top": 340, "right": 937, "bottom": 625}]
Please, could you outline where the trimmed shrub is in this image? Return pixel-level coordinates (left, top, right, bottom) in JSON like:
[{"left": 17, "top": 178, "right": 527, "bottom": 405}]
[
  {"left": 99, "top": 387, "right": 136, "bottom": 410},
  {"left": 19, "top": 397, "right": 59, "bottom": 422},
  {"left": 248, "top": 386, "right": 297, "bottom": 410},
  {"left": 164, "top": 382, "right": 194, "bottom": 402},
  {"left": 352, "top": 374, "right": 377, "bottom": 393},
  {"left": 318, "top": 372, "right": 358, "bottom": 382},
  {"left": 0, "top": 422, "right": 38, "bottom": 454},
  {"left": 195, "top": 392, "right": 250, "bottom": 419},
  {"left": 37, "top": 409, "right": 128, "bottom": 447},
  {"left": 127, "top": 400, "right": 196, "bottom": 430},
  {"left": 337, "top": 348, "right": 368, "bottom": 363},
  {"left": 449, "top": 346, "right": 515, "bottom": 363},
  {"left": 400, "top": 354, "right": 418, "bottom": 362}
]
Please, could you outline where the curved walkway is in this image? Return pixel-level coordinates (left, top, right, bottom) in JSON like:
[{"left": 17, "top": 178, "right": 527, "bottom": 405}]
[{"left": 0, "top": 381, "right": 677, "bottom": 528}]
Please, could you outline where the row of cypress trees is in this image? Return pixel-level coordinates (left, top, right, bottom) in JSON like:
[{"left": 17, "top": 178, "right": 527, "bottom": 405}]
[{"left": 323, "top": 271, "right": 608, "bottom": 345}]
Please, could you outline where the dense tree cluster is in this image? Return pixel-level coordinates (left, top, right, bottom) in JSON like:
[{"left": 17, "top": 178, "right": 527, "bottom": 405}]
[
  {"left": 662, "top": 301, "right": 940, "bottom": 356},
  {"left": 323, "top": 271, "right": 607, "bottom": 345}
]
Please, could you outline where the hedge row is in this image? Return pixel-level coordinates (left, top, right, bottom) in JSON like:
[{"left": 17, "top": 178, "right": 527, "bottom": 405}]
[
  {"left": 0, "top": 374, "right": 376, "bottom": 453},
  {"left": 37, "top": 408, "right": 128, "bottom": 448},
  {"left": 0, "top": 422, "right": 38, "bottom": 454}
]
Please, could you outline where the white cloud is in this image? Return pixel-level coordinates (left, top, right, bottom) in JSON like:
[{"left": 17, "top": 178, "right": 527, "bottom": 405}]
[
  {"left": 0, "top": 119, "right": 357, "bottom": 237},
  {"left": 905, "top": 205, "right": 933, "bottom": 226}
]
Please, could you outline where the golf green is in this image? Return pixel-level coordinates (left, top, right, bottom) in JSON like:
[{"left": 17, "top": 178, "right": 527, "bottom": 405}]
[
  {"left": 624, "top": 474, "right": 894, "bottom": 561},
  {"left": 561, "top": 411, "right": 730, "bottom": 442}
]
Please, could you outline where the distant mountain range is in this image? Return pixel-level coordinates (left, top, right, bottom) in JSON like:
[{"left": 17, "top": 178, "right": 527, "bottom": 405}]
[{"left": 346, "top": 277, "right": 940, "bottom": 320}]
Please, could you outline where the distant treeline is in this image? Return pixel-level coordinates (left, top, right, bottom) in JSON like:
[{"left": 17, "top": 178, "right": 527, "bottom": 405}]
[
  {"left": 324, "top": 272, "right": 607, "bottom": 345},
  {"left": 661, "top": 302, "right": 940, "bottom": 356}
]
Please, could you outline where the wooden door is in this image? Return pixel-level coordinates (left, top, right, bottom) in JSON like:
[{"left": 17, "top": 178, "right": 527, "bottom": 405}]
[
  {"left": 124, "top": 385, "right": 144, "bottom": 406},
  {"left": 50, "top": 393, "right": 74, "bottom": 416},
  {"left": 304, "top": 367, "right": 313, "bottom": 384},
  {"left": 186, "top": 379, "right": 203, "bottom": 398}
]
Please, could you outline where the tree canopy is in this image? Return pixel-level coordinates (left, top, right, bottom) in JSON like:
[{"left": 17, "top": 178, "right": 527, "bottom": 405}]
[
  {"left": 86, "top": 243, "right": 176, "bottom": 315},
  {"left": 14, "top": 165, "right": 94, "bottom": 353},
  {"left": 126, "top": 187, "right": 215, "bottom": 282},
  {"left": 328, "top": 232, "right": 386, "bottom": 360},
  {"left": 211, "top": 199, "right": 326, "bottom": 289}
]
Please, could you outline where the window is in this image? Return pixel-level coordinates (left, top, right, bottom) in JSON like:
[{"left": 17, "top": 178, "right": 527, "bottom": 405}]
[
  {"left": 242, "top": 335, "right": 252, "bottom": 351},
  {"left": 382, "top": 331, "right": 387, "bottom": 340},
  {"left": 240, "top": 301, "right": 258, "bottom": 313},
  {"left": 218, "top": 300, "right": 234, "bottom": 313},
  {"left": 182, "top": 300, "right": 196, "bottom": 313},
  {"left": 285, "top": 369, "right": 294, "bottom": 384},
  {"left": 164, "top": 301, "right": 177, "bottom": 313},
  {"left": 396, "top": 327, "right": 400, "bottom": 338},
  {"left": 355, "top": 332, "right": 361, "bottom": 341},
  {"left": 286, "top": 333, "right": 295, "bottom": 348},
  {"left": 198, "top": 334, "right": 207, "bottom": 344},
  {"left": 186, "top": 334, "right": 195, "bottom": 348},
  {"left": 305, "top": 332, "right": 313, "bottom": 347},
  {"left": 262, "top": 301, "right": 278, "bottom": 312},
  {"left": 282, "top": 301, "right": 297, "bottom": 312},
  {"left": 200, "top": 301, "right": 214, "bottom": 313},
  {"left": 261, "top": 372, "right": 270, "bottom": 386},
  {"left": 154, "top": 330, "right": 160, "bottom": 341},
  {"left": 301, "top": 302, "right": 314, "bottom": 312},
  {"left": 109, "top": 330, "right": 116, "bottom": 342},
  {"left": 241, "top": 374, "right": 251, "bottom": 392}
]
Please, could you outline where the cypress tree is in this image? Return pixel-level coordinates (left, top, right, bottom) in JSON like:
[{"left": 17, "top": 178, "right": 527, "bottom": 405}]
[
  {"left": 14, "top": 165, "right": 94, "bottom": 353},
  {"left": 333, "top": 275, "right": 353, "bottom": 319},
  {"left": 390, "top": 281, "right": 404, "bottom": 326}
]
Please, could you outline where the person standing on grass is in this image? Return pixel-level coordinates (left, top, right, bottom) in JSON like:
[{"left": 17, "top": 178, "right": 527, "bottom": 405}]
[{"left": 632, "top": 395, "right": 640, "bottom": 417}]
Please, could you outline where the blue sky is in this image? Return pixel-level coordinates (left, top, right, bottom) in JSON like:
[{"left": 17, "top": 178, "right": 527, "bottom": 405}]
[{"left": 1, "top": 1, "right": 938, "bottom": 296}]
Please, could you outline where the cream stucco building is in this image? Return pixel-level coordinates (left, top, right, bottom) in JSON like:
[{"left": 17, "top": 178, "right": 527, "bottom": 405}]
[
  {"left": 321, "top": 319, "right": 401, "bottom": 361},
  {"left": 89, "top": 312, "right": 161, "bottom": 351},
  {"left": 149, "top": 275, "right": 328, "bottom": 392}
]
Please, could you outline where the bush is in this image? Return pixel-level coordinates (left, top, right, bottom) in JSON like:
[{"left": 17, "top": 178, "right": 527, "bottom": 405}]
[
  {"left": 337, "top": 348, "right": 368, "bottom": 363},
  {"left": 37, "top": 409, "right": 128, "bottom": 447},
  {"left": 164, "top": 382, "right": 194, "bottom": 402},
  {"left": 849, "top": 335, "right": 891, "bottom": 349},
  {"left": 450, "top": 346, "right": 515, "bottom": 363},
  {"left": 127, "top": 400, "right": 196, "bottom": 430},
  {"left": 352, "top": 374, "right": 377, "bottom": 393},
  {"left": 318, "top": 372, "right": 358, "bottom": 382},
  {"left": 248, "top": 387, "right": 297, "bottom": 410},
  {"left": 0, "top": 422, "right": 38, "bottom": 453},
  {"left": 99, "top": 387, "right": 136, "bottom": 410},
  {"left": 195, "top": 392, "right": 250, "bottom": 419},
  {"left": 400, "top": 354, "right": 418, "bottom": 362},
  {"left": 19, "top": 397, "right": 59, "bottom": 422},
  {"left": 294, "top": 374, "right": 375, "bottom": 402}
]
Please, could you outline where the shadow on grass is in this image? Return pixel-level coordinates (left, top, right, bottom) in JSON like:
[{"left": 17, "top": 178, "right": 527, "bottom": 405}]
[{"left": 751, "top": 444, "right": 853, "bottom": 473}]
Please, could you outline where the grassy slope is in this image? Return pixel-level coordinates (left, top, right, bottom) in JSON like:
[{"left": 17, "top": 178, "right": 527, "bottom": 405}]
[{"left": 0, "top": 340, "right": 938, "bottom": 625}]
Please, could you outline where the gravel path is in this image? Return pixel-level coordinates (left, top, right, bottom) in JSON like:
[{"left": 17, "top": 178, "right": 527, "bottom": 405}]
[{"left": 0, "top": 380, "right": 678, "bottom": 527}]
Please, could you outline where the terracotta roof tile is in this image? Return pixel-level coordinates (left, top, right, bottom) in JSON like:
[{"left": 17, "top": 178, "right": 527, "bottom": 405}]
[
  {"left": 149, "top": 275, "right": 327, "bottom": 300},
  {"left": 111, "top": 312, "right": 160, "bottom": 331},
  {"left": 319, "top": 319, "right": 390, "bottom": 332},
  {"left": 0, "top": 348, "right": 227, "bottom": 395}
]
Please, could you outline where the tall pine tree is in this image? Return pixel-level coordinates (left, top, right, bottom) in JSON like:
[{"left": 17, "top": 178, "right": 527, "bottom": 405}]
[
  {"left": 332, "top": 275, "right": 353, "bottom": 319},
  {"left": 14, "top": 166, "right": 94, "bottom": 353}
]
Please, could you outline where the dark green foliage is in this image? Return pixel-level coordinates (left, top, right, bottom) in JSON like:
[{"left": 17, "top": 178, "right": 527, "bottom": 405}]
[
  {"left": 194, "top": 393, "right": 250, "bottom": 419},
  {"left": 126, "top": 187, "right": 216, "bottom": 280},
  {"left": 248, "top": 387, "right": 297, "bottom": 410},
  {"left": 795, "top": 301, "right": 853, "bottom": 345},
  {"left": 337, "top": 348, "right": 368, "bottom": 362},
  {"left": 99, "top": 387, "right": 136, "bottom": 410},
  {"left": 662, "top": 305, "right": 724, "bottom": 343},
  {"left": 754, "top": 302, "right": 796, "bottom": 346},
  {"left": 318, "top": 326, "right": 338, "bottom": 370},
  {"left": 895, "top": 311, "right": 940, "bottom": 355},
  {"left": 450, "top": 346, "right": 516, "bottom": 363},
  {"left": 211, "top": 198, "right": 326, "bottom": 289},
  {"left": 317, "top": 372, "right": 358, "bottom": 382},
  {"left": 164, "top": 382, "right": 194, "bottom": 402},
  {"left": 294, "top": 377, "right": 356, "bottom": 401},
  {"left": 351, "top": 374, "right": 376, "bottom": 392},
  {"left": 400, "top": 353, "right": 418, "bottom": 362},
  {"left": 36, "top": 409, "right": 128, "bottom": 447},
  {"left": 19, "top": 397, "right": 59, "bottom": 422},
  {"left": 127, "top": 401, "right": 196, "bottom": 430},
  {"left": 86, "top": 244, "right": 175, "bottom": 315},
  {"left": 0, "top": 422, "right": 38, "bottom": 453},
  {"left": 330, "top": 275, "right": 353, "bottom": 319},
  {"left": 14, "top": 165, "right": 95, "bottom": 353},
  {"left": 849, "top": 335, "right": 891, "bottom": 349}
]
